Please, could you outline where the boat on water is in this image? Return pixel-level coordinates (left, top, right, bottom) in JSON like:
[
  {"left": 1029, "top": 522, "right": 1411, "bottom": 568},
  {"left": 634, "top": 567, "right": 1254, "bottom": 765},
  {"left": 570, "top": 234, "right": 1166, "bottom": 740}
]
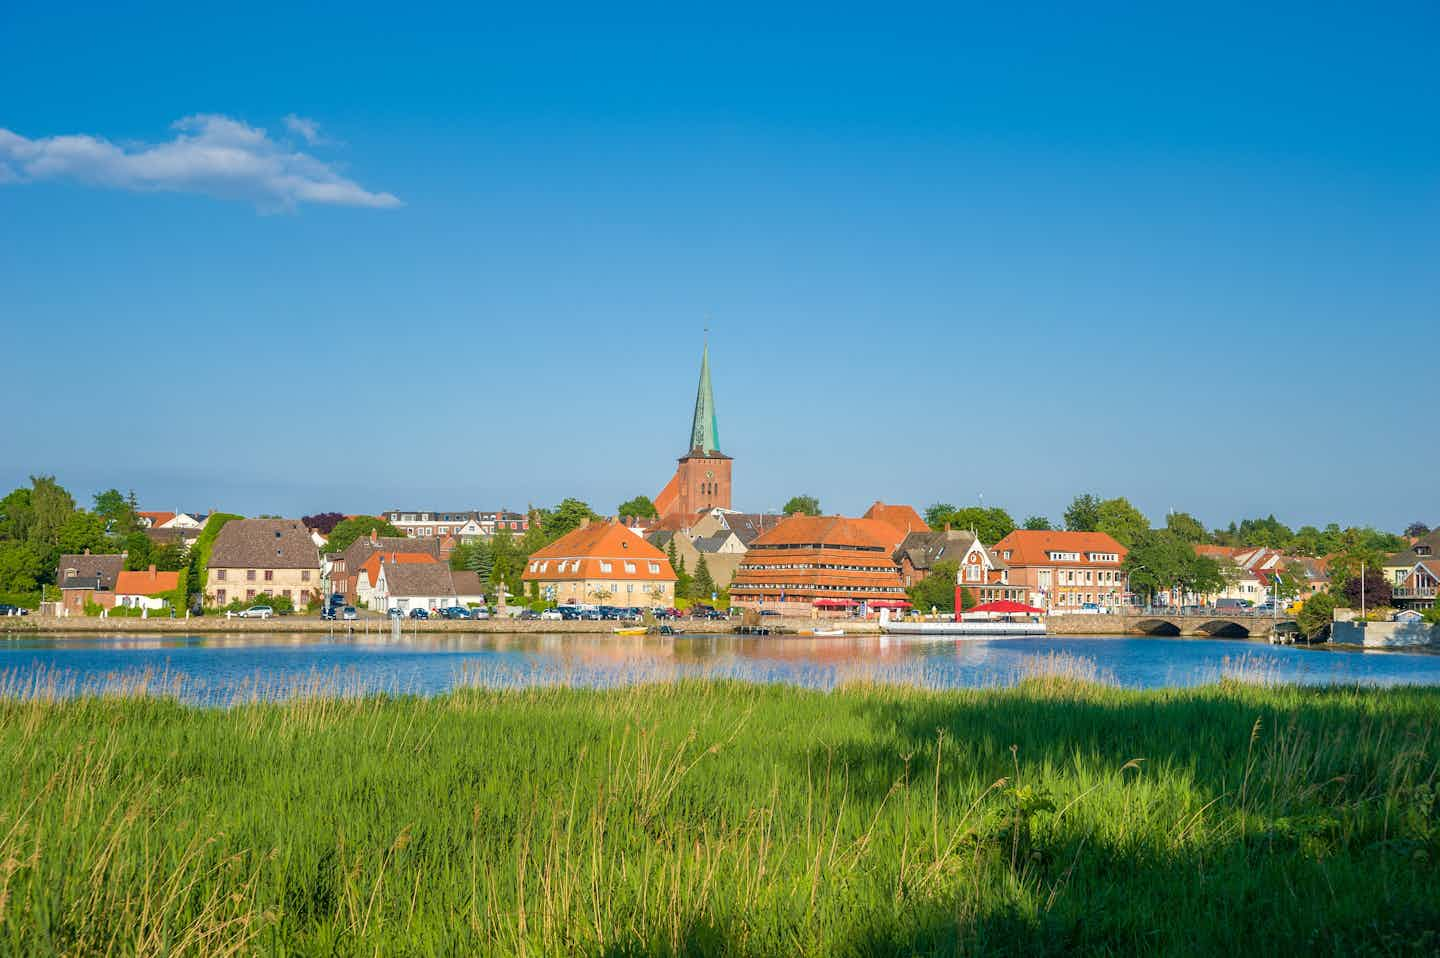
[
  {"left": 878, "top": 606, "right": 1047, "bottom": 638},
  {"left": 812, "top": 628, "right": 846, "bottom": 637},
  {"left": 612, "top": 627, "right": 647, "bottom": 636}
]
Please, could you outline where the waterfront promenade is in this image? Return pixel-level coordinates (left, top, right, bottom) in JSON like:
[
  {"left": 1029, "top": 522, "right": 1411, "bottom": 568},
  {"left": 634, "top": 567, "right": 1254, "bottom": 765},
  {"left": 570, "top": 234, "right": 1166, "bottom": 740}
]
[{"left": 4, "top": 611, "right": 1297, "bottom": 638}]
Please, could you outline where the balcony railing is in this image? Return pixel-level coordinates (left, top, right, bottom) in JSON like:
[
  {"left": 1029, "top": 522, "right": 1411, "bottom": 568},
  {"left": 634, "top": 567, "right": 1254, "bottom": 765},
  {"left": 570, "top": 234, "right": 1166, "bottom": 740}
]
[{"left": 1393, "top": 585, "right": 1438, "bottom": 600}]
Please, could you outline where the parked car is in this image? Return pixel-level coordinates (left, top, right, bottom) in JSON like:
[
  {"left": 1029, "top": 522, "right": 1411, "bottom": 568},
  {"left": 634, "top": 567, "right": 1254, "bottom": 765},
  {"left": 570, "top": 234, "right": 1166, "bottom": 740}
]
[
  {"left": 437, "top": 607, "right": 467, "bottom": 619},
  {"left": 237, "top": 605, "right": 274, "bottom": 619},
  {"left": 539, "top": 608, "right": 564, "bottom": 621},
  {"left": 320, "top": 606, "right": 337, "bottom": 621},
  {"left": 0, "top": 603, "right": 27, "bottom": 616},
  {"left": 470, "top": 607, "right": 491, "bottom": 620},
  {"left": 1215, "top": 598, "right": 1252, "bottom": 612},
  {"left": 689, "top": 604, "right": 716, "bottom": 618},
  {"left": 408, "top": 608, "right": 430, "bottom": 619},
  {"left": 341, "top": 606, "right": 358, "bottom": 621},
  {"left": 387, "top": 607, "right": 403, "bottom": 618},
  {"left": 516, "top": 609, "right": 540, "bottom": 620},
  {"left": 329, "top": 593, "right": 346, "bottom": 608},
  {"left": 759, "top": 609, "right": 780, "bottom": 617}
]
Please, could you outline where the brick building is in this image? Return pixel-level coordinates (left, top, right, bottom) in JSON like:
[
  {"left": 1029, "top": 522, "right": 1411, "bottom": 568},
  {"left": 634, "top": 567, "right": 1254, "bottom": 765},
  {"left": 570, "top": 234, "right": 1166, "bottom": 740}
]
[
  {"left": 728, "top": 515, "right": 911, "bottom": 616},
  {"left": 204, "top": 519, "right": 322, "bottom": 608},
  {"left": 655, "top": 343, "right": 732, "bottom": 522},
  {"left": 523, "top": 521, "right": 677, "bottom": 608},
  {"left": 990, "top": 530, "right": 1128, "bottom": 611}
]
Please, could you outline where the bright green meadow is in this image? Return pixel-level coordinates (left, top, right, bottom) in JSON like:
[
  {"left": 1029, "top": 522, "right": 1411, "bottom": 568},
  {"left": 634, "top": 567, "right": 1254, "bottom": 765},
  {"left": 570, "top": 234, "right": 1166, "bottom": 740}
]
[{"left": 1, "top": 674, "right": 1437, "bottom": 955}]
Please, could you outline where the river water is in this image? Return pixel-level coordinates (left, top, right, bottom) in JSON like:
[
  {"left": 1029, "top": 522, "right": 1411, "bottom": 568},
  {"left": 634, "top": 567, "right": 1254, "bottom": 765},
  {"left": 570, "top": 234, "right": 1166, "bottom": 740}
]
[{"left": 2, "top": 632, "right": 1438, "bottom": 703}]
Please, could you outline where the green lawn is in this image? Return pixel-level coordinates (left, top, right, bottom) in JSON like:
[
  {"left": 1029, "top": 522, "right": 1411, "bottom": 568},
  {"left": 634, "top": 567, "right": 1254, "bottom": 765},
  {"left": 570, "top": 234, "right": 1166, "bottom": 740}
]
[{"left": 1, "top": 677, "right": 1437, "bottom": 955}]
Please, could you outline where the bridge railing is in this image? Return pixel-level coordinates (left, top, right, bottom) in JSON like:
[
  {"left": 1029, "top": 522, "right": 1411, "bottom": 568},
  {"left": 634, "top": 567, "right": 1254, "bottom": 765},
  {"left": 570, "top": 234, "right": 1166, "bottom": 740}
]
[{"left": 1114, "top": 606, "right": 1291, "bottom": 619}]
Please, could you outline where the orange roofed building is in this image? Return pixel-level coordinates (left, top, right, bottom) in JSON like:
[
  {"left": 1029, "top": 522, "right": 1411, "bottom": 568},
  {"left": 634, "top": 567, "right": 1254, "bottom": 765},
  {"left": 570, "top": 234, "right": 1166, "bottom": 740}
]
[
  {"left": 861, "top": 501, "right": 930, "bottom": 551},
  {"left": 990, "top": 530, "right": 1128, "bottom": 611},
  {"left": 114, "top": 565, "right": 181, "bottom": 611},
  {"left": 522, "top": 521, "right": 677, "bottom": 608},
  {"left": 728, "top": 515, "right": 911, "bottom": 616}
]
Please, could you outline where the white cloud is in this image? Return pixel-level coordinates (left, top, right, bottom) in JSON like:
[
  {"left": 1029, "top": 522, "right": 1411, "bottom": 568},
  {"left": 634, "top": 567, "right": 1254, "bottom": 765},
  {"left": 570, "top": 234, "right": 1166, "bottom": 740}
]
[
  {"left": 283, "top": 113, "right": 324, "bottom": 145},
  {"left": 0, "top": 114, "right": 400, "bottom": 211}
]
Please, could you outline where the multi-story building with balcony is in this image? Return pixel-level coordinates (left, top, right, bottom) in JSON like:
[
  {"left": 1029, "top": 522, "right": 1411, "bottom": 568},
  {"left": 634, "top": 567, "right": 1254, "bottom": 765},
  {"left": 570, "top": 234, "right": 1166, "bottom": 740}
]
[{"left": 381, "top": 509, "right": 530, "bottom": 541}]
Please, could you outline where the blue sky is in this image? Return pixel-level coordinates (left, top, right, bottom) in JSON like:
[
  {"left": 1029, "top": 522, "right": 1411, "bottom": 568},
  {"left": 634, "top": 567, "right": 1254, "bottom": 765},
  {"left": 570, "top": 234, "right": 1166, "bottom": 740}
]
[{"left": 2, "top": 1, "right": 1436, "bottom": 531}]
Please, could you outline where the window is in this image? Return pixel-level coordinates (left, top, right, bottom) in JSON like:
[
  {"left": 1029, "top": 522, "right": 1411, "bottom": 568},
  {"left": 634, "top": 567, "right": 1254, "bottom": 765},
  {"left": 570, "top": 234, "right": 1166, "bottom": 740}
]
[
  {"left": 216, "top": 569, "right": 227, "bottom": 581},
  {"left": 247, "top": 589, "right": 256, "bottom": 599},
  {"left": 624, "top": 562, "right": 636, "bottom": 574},
  {"left": 302, "top": 570, "right": 311, "bottom": 582},
  {"left": 264, "top": 570, "right": 274, "bottom": 582},
  {"left": 217, "top": 589, "right": 227, "bottom": 603},
  {"left": 247, "top": 569, "right": 256, "bottom": 581},
  {"left": 599, "top": 561, "right": 613, "bottom": 573},
  {"left": 648, "top": 562, "right": 660, "bottom": 574}
]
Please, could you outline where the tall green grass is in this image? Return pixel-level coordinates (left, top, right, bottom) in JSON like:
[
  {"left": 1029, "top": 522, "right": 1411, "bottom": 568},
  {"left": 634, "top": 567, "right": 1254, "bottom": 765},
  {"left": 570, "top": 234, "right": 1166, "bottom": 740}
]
[{"left": 0, "top": 672, "right": 1436, "bottom": 955}]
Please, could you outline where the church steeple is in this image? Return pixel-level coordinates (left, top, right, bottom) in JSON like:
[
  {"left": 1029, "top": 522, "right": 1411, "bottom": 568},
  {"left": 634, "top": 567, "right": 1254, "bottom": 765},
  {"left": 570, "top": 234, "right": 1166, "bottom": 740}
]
[{"left": 689, "top": 342, "right": 720, "bottom": 454}]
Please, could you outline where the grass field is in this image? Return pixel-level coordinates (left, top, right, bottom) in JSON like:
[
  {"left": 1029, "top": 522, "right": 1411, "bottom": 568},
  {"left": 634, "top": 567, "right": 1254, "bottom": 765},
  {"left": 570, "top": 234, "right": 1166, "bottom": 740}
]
[{"left": 1, "top": 670, "right": 1437, "bottom": 955}]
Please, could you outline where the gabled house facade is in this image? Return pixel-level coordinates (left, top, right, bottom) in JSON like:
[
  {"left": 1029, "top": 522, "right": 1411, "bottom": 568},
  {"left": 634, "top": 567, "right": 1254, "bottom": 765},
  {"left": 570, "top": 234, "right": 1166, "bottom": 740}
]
[
  {"left": 523, "top": 521, "right": 677, "bottom": 608},
  {"left": 991, "top": 530, "right": 1128, "bottom": 611},
  {"left": 56, "top": 551, "right": 126, "bottom": 616}
]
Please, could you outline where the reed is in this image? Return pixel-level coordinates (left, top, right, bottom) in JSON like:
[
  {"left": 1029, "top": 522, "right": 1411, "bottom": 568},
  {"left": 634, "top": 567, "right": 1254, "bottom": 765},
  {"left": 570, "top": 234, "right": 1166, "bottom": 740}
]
[{"left": 0, "top": 673, "right": 1436, "bottom": 955}]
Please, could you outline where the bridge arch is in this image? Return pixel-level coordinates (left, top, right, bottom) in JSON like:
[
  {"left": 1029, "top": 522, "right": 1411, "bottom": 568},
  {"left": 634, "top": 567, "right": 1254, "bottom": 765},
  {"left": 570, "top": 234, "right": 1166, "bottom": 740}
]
[
  {"left": 1133, "top": 619, "right": 1182, "bottom": 636},
  {"left": 1193, "top": 619, "right": 1252, "bottom": 638}
]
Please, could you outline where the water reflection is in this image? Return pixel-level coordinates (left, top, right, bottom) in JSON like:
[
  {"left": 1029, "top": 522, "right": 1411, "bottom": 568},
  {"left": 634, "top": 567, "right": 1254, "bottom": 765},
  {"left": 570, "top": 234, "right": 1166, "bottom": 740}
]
[{"left": 1, "top": 632, "right": 1437, "bottom": 704}]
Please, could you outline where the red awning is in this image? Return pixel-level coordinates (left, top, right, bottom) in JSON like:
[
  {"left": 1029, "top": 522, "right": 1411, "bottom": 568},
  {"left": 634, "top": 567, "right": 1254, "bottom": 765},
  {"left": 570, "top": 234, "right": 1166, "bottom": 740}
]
[
  {"left": 868, "top": 600, "right": 913, "bottom": 609},
  {"left": 967, "top": 600, "right": 1046, "bottom": 615},
  {"left": 812, "top": 598, "right": 857, "bottom": 608}
]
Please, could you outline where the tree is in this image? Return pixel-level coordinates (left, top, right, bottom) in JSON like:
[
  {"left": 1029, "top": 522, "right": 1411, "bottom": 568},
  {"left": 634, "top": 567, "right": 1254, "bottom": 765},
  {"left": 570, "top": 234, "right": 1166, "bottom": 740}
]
[
  {"left": 1296, "top": 593, "right": 1338, "bottom": 639},
  {"left": 1063, "top": 494, "right": 1101, "bottom": 532},
  {"left": 1164, "top": 511, "right": 1208, "bottom": 544},
  {"left": 545, "top": 499, "right": 599, "bottom": 539},
  {"left": 924, "top": 503, "right": 958, "bottom": 527},
  {"left": 1404, "top": 521, "right": 1431, "bottom": 540},
  {"left": 92, "top": 488, "right": 139, "bottom": 534},
  {"left": 691, "top": 553, "right": 717, "bottom": 601},
  {"left": 324, "top": 516, "right": 406, "bottom": 554},
  {"left": 1342, "top": 570, "right": 1393, "bottom": 610},
  {"left": 617, "top": 496, "right": 658, "bottom": 520},
  {"left": 1123, "top": 530, "right": 1222, "bottom": 604},
  {"left": 1269, "top": 562, "right": 1310, "bottom": 604},
  {"left": 1423, "top": 599, "right": 1440, "bottom": 626},
  {"left": 302, "top": 512, "right": 346, "bottom": 535},
  {"left": 929, "top": 506, "right": 1016, "bottom": 545},
  {"left": 907, "top": 559, "right": 959, "bottom": 613},
  {"left": 28, "top": 475, "right": 77, "bottom": 548},
  {"left": 490, "top": 528, "right": 522, "bottom": 597},
  {"left": 1022, "top": 515, "right": 1052, "bottom": 531},
  {"left": 0, "top": 541, "right": 47, "bottom": 594},
  {"left": 0, "top": 487, "right": 35, "bottom": 541},
  {"left": 783, "top": 495, "right": 821, "bottom": 516},
  {"left": 56, "top": 511, "right": 109, "bottom": 555},
  {"left": 1095, "top": 497, "right": 1150, "bottom": 549},
  {"left": 674, "top": 553, "right": 692, "bottom": 601}
]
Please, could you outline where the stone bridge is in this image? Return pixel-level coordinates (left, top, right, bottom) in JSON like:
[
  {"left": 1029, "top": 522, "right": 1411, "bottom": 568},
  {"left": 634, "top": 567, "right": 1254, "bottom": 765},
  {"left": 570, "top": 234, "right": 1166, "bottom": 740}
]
[{"left": 1047, "top": 612, "right": 1297, "bottom": 639}]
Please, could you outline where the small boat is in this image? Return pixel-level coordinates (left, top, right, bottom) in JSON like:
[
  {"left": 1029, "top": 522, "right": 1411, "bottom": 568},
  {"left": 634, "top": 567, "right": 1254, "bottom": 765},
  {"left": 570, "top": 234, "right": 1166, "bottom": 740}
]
[
  {"left": 612, "top": 626, "right": 647, "bottom": 636},
  {"left": 813, "top": 628, "right": 846, "bottom": 637}
]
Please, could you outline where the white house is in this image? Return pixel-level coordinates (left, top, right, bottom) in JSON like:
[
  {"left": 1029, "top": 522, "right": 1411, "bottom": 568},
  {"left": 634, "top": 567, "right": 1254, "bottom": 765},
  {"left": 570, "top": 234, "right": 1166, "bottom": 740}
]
[
  {"left": 113, "top": 566, "right": 181, "bottom": 611},
  {"left": 372, "top": 562, "right": 486, "bottom": 612}
]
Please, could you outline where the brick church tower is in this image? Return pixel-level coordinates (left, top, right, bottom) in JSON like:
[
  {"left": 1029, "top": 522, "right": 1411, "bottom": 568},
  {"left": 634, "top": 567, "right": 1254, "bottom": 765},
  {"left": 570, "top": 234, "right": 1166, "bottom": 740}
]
[{"left": 655, "top": 343, "right": 732, "bottom": 522}]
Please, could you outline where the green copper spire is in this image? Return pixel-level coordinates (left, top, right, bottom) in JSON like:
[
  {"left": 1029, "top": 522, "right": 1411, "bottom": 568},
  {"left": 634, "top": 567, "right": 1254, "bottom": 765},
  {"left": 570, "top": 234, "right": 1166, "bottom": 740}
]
[{"left": 689, "top": 342, "right": 721, "bottom": 454}]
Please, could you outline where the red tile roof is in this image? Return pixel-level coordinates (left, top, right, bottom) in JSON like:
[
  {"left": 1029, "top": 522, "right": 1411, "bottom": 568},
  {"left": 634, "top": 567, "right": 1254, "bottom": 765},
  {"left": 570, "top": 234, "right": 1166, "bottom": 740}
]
[
  {"left": 991, "top": 530, "right": 1128, "bottom": 566},
  {"left": 523, "top": 522, "right": 677, "bottom": 582},
  {"left": 748, "top": 514, "right": 899, "bottom": 551},
  {"left": 114, "top": 568, "right": 181, "bottom": 595},
  {"left": 360, "top": 551, "right": 437, "bottom": 588},
  {"left": 137, "top": 511, "right": 176, "bottom": 528},
  {"left": 861, "top": 502, "right": 930, "bottom": 547}
]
